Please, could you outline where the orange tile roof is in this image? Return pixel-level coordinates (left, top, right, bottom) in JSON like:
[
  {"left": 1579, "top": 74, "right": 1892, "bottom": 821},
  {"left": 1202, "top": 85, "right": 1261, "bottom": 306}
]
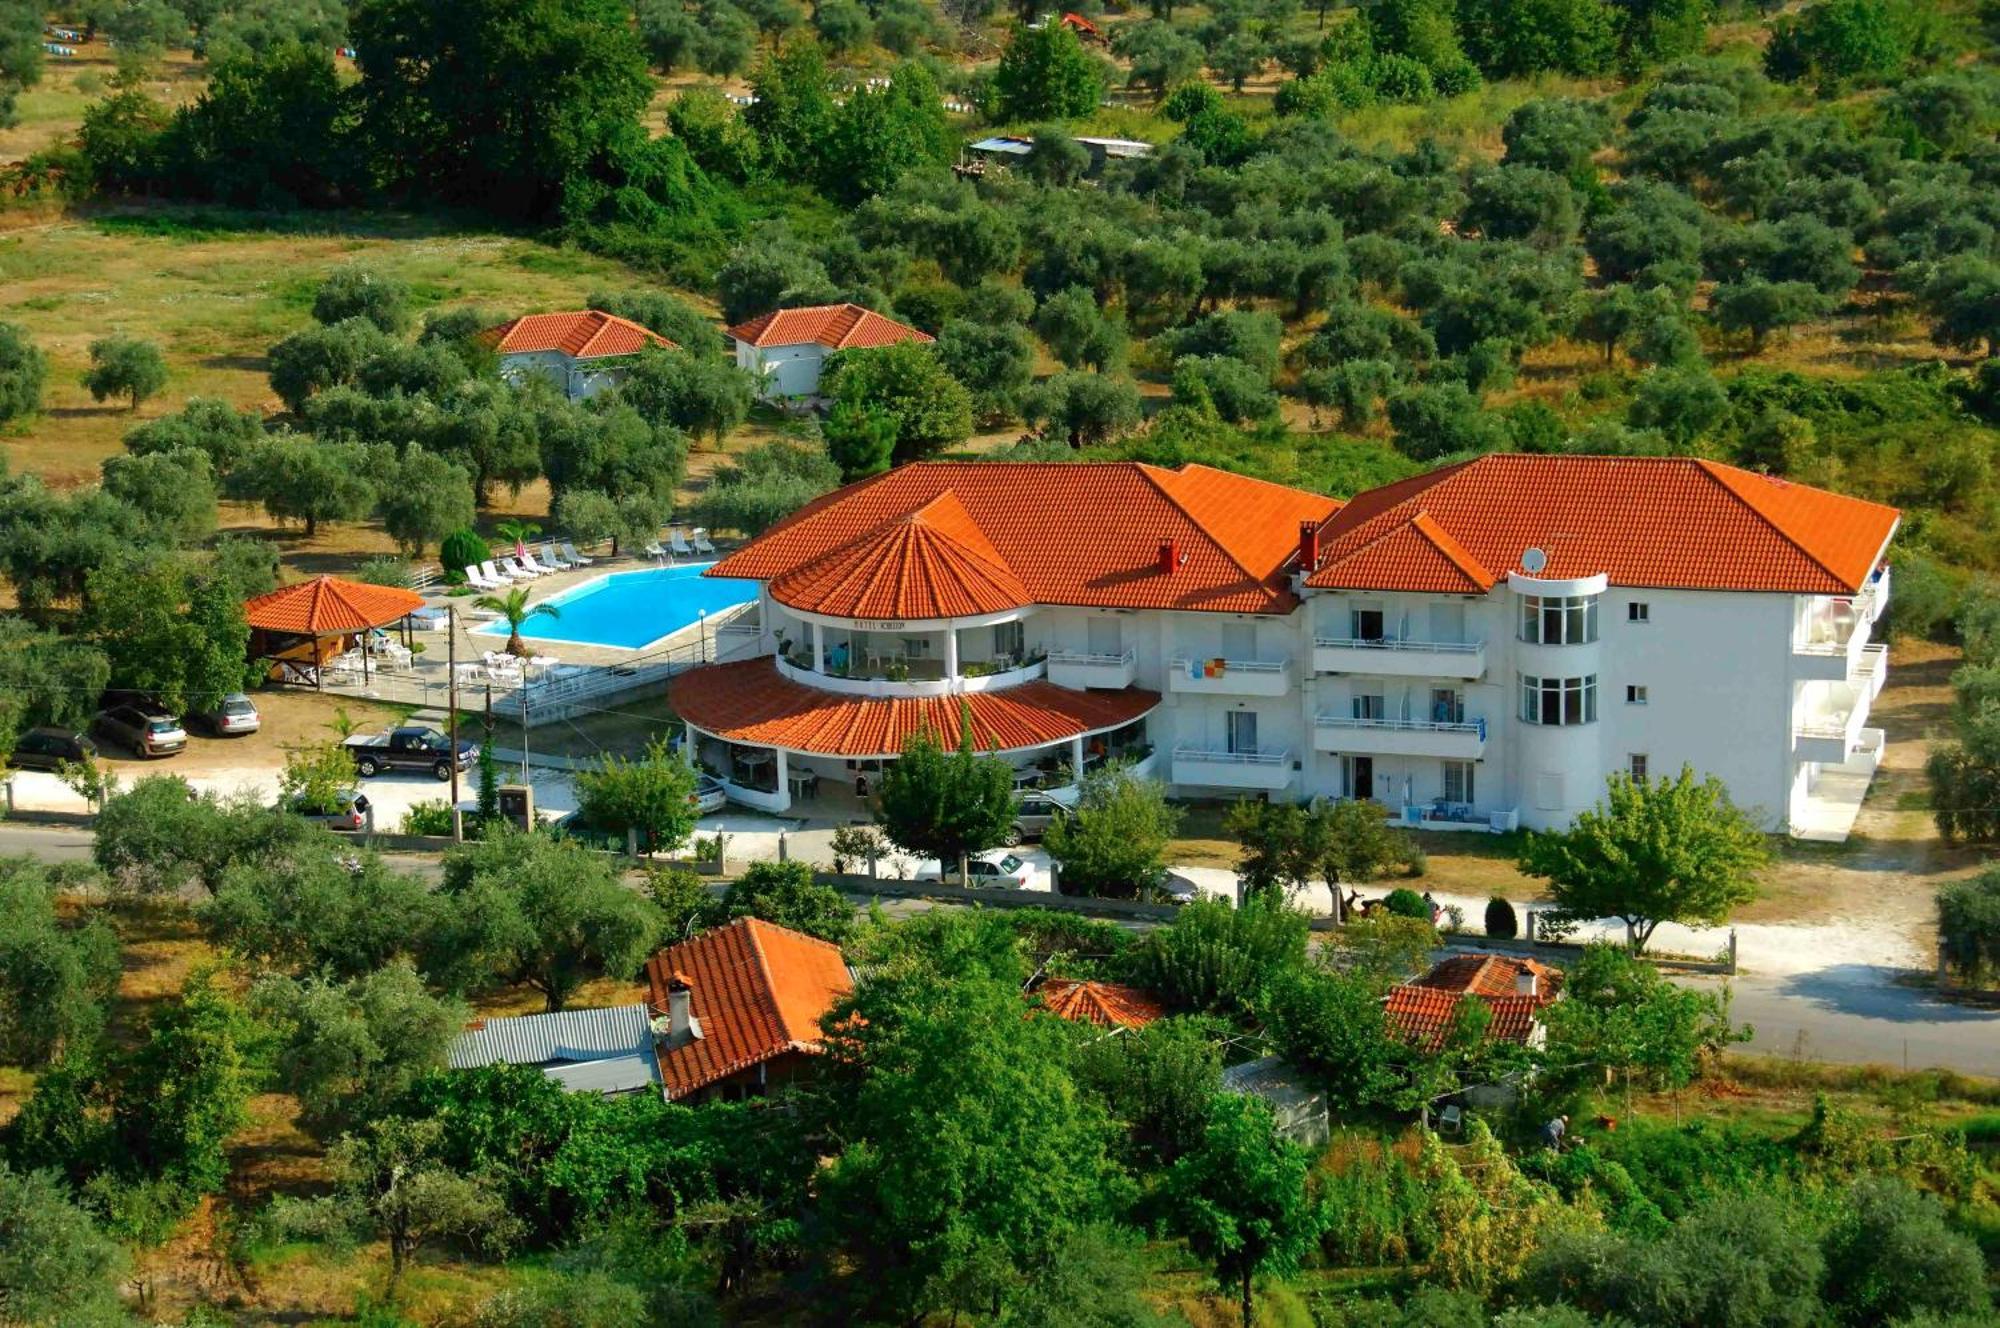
[
  {"left": 769, "top": 491, "right": 1032, "bottom": 619},
  {"left": 644, "top": 917, "right": 853, "bottom": 1099},
  {"left": 1382, "top": 986, "right": 1546, "bottom": 1053},
  {"left": 726, "top": 303, "right": 932, "bottom": 351},
  {"left": 480, "top": 310, "right": 677, "bottom": 360},
  {"left": 710, "top": 462, "right": 1342, "bottom": 616},
  {"left": 1037, "top": 978, "right": 1168, "bottom": 1029},
  {"left": 1303, "top": 455, "right": 1898, "bottom": 595},
  {"left": 1410, "top": 954, "right": 1562, "bottom": 1000},
  {"left": 244, "top": 576, "right": 426, "bottom": 635},
  {"left": 671, "top": 657, "right": 1158, "bottom": 757}
]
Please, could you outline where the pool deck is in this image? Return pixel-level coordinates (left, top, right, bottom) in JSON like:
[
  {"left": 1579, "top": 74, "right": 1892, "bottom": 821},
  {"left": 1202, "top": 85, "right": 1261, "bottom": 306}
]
[{"left": 316, "top": 548, "right": 760, "bottom": 718}]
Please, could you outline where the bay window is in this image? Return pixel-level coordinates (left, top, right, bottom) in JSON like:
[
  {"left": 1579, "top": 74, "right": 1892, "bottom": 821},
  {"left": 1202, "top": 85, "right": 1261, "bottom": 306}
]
[
  {"left": 1519, "top": 594, "right": 1599, "bottom": 645},
  {"left": 1520, "top": 673, "right": 1599, "bottom": 726}
]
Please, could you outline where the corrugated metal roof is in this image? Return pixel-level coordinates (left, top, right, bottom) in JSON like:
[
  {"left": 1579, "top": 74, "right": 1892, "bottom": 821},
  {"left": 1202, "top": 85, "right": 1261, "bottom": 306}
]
[
  {"left": 545, "top": 1051, "right": 662, "bottom": 1095},
  {"left": 448, "top": 1003, "right": 652, "bottom": 1070}
]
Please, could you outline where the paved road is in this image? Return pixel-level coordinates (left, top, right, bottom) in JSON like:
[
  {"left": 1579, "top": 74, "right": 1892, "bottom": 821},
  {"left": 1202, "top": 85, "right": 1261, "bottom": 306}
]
[{"left": 1703, "top": 968, "right": 2000, "bottom": 1077}]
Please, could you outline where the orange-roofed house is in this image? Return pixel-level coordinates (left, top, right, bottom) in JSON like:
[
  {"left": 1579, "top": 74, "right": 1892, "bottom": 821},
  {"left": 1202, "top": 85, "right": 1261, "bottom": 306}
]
[
  {"left": 481, "top": 310, "right": 677, "bottom": 401},
  {"left": 644, "top": 917, "right": 854, "bottom": 1103},
  {"left": 1036, "top": 978, "right": 1169, "bottom": 1029},
  {"left": 726, "top": 303, "right": 931, "bottom": 400},
  {"left": 665, "top": 451, "right": 1895, "bottom": 842}
]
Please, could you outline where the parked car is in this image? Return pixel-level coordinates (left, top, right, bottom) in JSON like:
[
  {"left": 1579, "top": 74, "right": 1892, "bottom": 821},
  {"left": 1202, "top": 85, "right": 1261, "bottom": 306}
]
[
  {"left": 1156, "top": 871, "right": 1203, "bottom": 906},
  {"left": 6, "top": 726, "right": 95, "bottom": 772},
  {"left": 190, "top": 693, "right": 261, "bottom": 736},
  {"left": 692, "top": 773, "right": 726, "bottom": 815},
  {"left": 344, "top": 726, "right": 478, "bottom": 781},
  {"left": 91, "top": 705, "right": 187, "bottom": 758},
  {"left": 917, "top": 851, "right": 1030, "bottom": 889},
  {"left": 1004, "top": 791, "right": 1069, "bottom": 845},
  {"left": 285, "top": 788, "right": 371, "bottom": 831}
]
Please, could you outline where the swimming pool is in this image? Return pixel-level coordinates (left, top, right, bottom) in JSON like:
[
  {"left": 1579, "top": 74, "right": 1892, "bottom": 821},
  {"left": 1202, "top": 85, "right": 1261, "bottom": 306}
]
[{"left": 475, "top": 563, "right": 758, "bottom": 652}]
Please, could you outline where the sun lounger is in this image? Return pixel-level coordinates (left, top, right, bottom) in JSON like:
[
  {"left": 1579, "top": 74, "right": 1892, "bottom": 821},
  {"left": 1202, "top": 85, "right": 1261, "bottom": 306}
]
[
  {"left": 498, "top": 557, "right": 540, "bottom": 580},
  {"left": 539, "top": 542, "right": 573, "bottom": 571},
  {"left": 561, "top": 542, "right": 593, "bottom": 566},
  {"left": 518, "top": 548, "right": 554, "bottom": 575},
  {"left": 669, "top": 528, "right": 695, "bottom": 558},
  {"left": 463, "top": 564, "right": 499, "bottom": 590},
  {"left": 644, "top": 541, "right": 669, "bottom": 562},
  {"left": 691, "top": 528, "right": 717, "bottom": 555},
  {"left": 478, "top": 560, "right": 515, "bottom": 585}
]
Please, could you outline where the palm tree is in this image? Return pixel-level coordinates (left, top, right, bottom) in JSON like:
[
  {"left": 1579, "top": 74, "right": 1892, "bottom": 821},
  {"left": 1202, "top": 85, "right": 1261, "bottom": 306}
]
[
  {"left": 473, "top": 586, "right": 559, "bottom": 658},
  {"left": 494, "top": 519, "right": 543, "bottom": 561}
]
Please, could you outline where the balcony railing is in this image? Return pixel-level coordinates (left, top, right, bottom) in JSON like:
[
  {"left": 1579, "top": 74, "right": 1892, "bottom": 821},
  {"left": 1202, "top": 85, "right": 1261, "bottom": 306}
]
[
  {"left": 1313, "top": 636, "right": 1481, "bottom": 656},
  {"left": 1172, "top": 744, "right": 1291, "bottom": 765},
  {"left": 1168, "top": 657, "right": 1293, "bottom": 696},
  {"left": 1313, "top": 713, "right": 1488, "bottom": 758},
  {"left": 1049, "top": 647, "right": 1136, "bottom": 667},
  {"left": 1047, "top": 646, "right": 1138, "bottom": 691},
  {"left": 1171, "top": 744, "right": 1296, "bottom": 791}
]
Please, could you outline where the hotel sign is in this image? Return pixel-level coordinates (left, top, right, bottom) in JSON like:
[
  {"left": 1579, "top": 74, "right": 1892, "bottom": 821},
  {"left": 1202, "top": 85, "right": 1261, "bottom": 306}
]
[{"left": 859, "top": 621, "right": 907, "bottom": 631}]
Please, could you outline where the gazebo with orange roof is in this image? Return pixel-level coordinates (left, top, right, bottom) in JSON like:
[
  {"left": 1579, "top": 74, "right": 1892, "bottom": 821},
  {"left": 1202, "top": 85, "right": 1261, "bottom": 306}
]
[{"left": 244, "top": 575, "right": 426, "bottom": 690}]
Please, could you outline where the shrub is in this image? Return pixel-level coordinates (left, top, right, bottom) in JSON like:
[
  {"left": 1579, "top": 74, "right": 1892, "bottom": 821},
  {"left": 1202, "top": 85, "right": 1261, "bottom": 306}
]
[
  {"left": 1937, "top": 870, "right": 2000, "bottom": 983},
  {"left": 1384, "top": 887, "right": 1430, "bottom": 919},
  {"left": 1485, "top": 896, "right": 1519, "bottom": 938},
  {"left": 400, "top": 800, "right": 455, "bottom": 837},
  {"left": 440, "top": 528, "right": 489, "bottom": 577}
]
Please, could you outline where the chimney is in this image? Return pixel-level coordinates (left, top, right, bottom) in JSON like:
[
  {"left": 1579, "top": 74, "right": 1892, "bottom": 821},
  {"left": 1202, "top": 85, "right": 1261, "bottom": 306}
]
[
  {"left": 1298, "top": 520, "right": 1320, "bottom": 570},
  {"left": 1158, "top": 540, "right": 1181, "bottom": 575},
  {"left": 1515, "top": 968, "right": 1538, "bottom": 998},
  {"left": 667, "top": 971, "right": 694, "bottom": 1039}
]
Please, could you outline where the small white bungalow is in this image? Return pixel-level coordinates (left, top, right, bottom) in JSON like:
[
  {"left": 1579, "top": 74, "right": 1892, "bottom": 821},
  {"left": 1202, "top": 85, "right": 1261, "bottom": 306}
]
[
  {"left": 481, "top": 310, "right": 677, "bottom": 401},
  {"left": 725, "top": 302, "right": 931, "bottom": 401}
]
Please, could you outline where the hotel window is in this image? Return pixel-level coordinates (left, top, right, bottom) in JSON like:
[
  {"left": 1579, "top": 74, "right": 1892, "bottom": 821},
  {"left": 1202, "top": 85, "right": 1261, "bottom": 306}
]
[
  {"left": 1626, "top": 684, "right": 1648, "bottom": 705},
  {"left": 1442, "top": 760, "right": 1475, "bottom": 805},
  {"left": 993, "top": 620, "right": 1024, "bottom": 660},
  {"left": 1519, "top": 594, "right": 1599, "bottom": 645},
  {"left": 1350, "top": 604, "right": 1385, "bottom": 640},
  {"left": 1520, "top": 674, "right": 1598, "bottom": 726},
  {"left": 1628, "top": 602, "right": 1650, "bottom": 623},
  {"left": 1352, "top": 692, "right": 1386, "bottom": 721},
  {"left": 1629, "top": 754, "right": 1649, "bottom": 779}
]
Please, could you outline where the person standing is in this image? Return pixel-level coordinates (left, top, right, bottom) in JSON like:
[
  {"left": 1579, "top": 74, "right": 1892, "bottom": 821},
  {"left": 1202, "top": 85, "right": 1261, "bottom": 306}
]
[{"left": 1540, "top": 1114, "right": 1569, "bottom": 1150}]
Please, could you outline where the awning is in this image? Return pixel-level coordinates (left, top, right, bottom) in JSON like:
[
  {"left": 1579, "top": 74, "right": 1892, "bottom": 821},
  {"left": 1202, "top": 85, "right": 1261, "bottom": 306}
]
[{"left": 670, "top": 658, "right": 1157, "bottom": 758}]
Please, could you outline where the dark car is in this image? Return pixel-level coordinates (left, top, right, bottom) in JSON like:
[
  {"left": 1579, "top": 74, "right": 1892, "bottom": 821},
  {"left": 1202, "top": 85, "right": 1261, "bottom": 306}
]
[
  {"left": 91, "top": 706, "right": 187, "bottom": 758},
  {"left": 6, "top": 726, "right": 96, "bottom": 772},
  {"left": 285, "top": 789, "right": 371, "bottom": 832},
  {"left": 345, "top": 726, "right": 478, "bottom": 781}
]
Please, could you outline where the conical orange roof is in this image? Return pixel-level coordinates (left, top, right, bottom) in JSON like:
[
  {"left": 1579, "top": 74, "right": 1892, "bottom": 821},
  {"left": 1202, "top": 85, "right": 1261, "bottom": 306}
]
[
  {"left": 244, "top": 576, "right": 426, "bottom": 634},
  {"left": 768, "top": 491, "right": 1031, "bottom": 620}
]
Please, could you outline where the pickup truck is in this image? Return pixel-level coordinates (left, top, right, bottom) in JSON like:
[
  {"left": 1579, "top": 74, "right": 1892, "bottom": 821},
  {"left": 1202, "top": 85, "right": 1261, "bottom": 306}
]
[{"left": 344, "top": 727, "right": 478, "bottom": 781}]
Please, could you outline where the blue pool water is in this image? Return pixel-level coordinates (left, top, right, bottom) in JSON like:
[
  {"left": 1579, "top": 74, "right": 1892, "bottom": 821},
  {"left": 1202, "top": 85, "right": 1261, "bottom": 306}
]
[{"left": 475, "top": 563, "right": 757, "bottom": 651}]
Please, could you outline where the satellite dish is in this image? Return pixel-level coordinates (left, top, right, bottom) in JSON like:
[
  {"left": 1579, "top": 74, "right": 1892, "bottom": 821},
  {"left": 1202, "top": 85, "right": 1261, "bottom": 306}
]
[{"left": 1521, "top": 547, "right": 1548, "bottom": 574}]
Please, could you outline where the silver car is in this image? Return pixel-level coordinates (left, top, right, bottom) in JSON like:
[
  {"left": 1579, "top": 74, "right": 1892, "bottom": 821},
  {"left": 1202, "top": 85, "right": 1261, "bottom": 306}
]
[{"left": 193, "top": 693, "right": 261, "bottom": 737}]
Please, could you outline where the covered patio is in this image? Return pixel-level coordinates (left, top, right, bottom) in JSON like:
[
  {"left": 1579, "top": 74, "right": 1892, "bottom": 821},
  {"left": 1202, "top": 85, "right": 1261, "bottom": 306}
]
[
  {"left": 670, "top": 656, "right": 1158, "bottom": 813},
  {"left": 245, "top": 576, "right": 426, "bottom": 690}
]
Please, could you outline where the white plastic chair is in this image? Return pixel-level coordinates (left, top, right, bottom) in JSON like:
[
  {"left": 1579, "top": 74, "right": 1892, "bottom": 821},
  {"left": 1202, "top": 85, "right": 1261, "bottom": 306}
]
[
  {"left": 478, "top": 560, "right": 515, "bottom": 585},
  {"left": 462, "top": 565, "right": 497, "bottom": 590},
  {"left": 539, "top": 542, "right": 573, "bottom": 571},
  {"left": 561, "top": 541, "right": 593, "bottom": 566},
  {"left": 643, "top": 541, "right": 669, "bottom": 562},
  {"left": 516, "top": 548, "right": 549, "bottom": 576},
  {"left": 691, "top": 528, "right": 716, "bottom": 555},
  {"left": 498, "top": 557, "right": 540, "bottom": 580},
  {"left": 670, "top": 528, "right": 695, "bottom": 558}
]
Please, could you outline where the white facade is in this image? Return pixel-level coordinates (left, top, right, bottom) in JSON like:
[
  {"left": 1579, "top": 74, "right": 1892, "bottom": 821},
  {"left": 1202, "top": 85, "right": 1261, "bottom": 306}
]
[
  {"left": 497, "top": 348, "right": 631, "bottom": 401},
  {"left": 732, "top": 338, "right": 828, "bottom": 400},
  {"left": 722, "top": 560, "right": 1889, "bottom": 837}
]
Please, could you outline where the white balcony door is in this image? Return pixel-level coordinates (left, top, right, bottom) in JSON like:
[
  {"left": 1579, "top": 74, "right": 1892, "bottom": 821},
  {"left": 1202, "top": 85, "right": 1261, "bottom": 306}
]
[
  {"left": 1227, "top": 710, "right": 1258, "bottom": 755},
  {"left": 1429, "top": 602, "right": 1465, "bottom": 644},
  {"left": 1086, "top": 617, "right": 1121, "bottom": 656},
  {"left": 1222, "top": 622, "right": 1255, "bottom": 660},
  {"left": 1352, "top": 691, "right": 1385, "bottom": 720}
]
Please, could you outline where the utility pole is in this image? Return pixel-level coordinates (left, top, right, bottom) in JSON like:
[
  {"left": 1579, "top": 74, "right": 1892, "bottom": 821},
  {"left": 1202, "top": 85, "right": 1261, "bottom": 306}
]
[
  {"left": 519, "top": 678, "right": 530, "bottom": 782},
  {"left": 447, "top": 604, "right": 461, "bottom": 841}
]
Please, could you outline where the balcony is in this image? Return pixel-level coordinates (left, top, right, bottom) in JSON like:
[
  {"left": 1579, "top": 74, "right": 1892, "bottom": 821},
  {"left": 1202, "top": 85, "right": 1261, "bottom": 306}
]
[
  {"left": 1855, "top": 643, "right": 1888, "bottom": 701},
  {"left": 1312, "top": 636, "right": 1486, "bottom": 680},
  {"left": 1793, "top": 682, "right": 1872, "bottom": 765},
  {"left": 1171, "top": 746, "right": 1294, "bottom": 791},
  {"left": 1047, "top": 647, "right": 1138, "bottom": 691},
  {"left": 1793, "top": 564, "right": 1891, "bottom": 681},
  {"left": 776, "top": 653, "right": 1047, "bottom": 699},
  {"left": 1313, "top": 713, "right": 1488, "bottom": 759},
  {"left": 1168, "top": 657, "right": 1292, "bottom": 697}
]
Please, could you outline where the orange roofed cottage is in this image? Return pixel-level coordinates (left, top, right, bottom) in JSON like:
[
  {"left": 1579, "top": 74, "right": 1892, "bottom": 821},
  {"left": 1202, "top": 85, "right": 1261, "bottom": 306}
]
[
  {"left": 481, "top": 310, "right": 677, "bottom": 401},
  {"left": 726, "top": 302, "right": 931, "bottom": 400},
  {"left": 645, "top": 917, "right": 854, "bottom": 1103},
  {"left": 664, "top": 454, "right": 1898, "bottom": 842}
]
